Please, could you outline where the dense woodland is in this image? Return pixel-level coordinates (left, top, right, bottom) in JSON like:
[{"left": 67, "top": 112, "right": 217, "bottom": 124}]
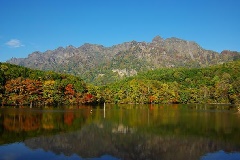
[
  {"left": 0, "top": 60, "right": 240, "bottom": 107},
  {"left": 0, "top": 63, "right": 98, "bottom": 106},
  {"left": 102, "top": 60, "right": 240, "bottom": 104}
]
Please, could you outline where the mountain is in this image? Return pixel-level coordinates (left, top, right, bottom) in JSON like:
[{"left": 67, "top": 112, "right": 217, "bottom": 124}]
[{"left": 7, "top": 36, "right": 240, "bottom": 85}]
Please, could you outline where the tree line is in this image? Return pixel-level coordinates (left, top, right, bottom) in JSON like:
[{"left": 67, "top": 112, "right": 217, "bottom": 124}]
[
  {"left": 101, "top": 60, "right": 240, "bottom": 104},
  {"left": 0, "top": 63, "right": 100, "bottom": 106},
  {"left": 0, "top": 60, "right": 240, "bottom": 107}
]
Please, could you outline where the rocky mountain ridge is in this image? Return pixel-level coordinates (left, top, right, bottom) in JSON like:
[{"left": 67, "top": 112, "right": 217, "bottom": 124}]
[{"left": 8, "top": 36, "right": 240, "bottom": 85}]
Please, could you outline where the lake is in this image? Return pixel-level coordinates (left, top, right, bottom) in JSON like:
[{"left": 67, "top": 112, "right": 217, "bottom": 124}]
[{"left": 0, "top": 104, "right": 240, "bottom": 160}]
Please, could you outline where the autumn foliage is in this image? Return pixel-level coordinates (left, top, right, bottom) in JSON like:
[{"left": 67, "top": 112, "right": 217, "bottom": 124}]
[
  {"left": 0, "top": 60, "right": 240, "bottom": 106},
  {"left": 0, "top": 63, "right": 98, "bottom": 106}
]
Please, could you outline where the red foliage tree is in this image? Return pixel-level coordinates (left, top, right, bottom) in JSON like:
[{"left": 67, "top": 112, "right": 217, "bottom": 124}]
[{"left": 64, "top": 84, "right": 75, "bottom": 103}]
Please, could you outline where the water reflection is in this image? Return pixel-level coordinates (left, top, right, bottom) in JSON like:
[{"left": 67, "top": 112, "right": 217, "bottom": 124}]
[
  {"left": 0, "top": 104, "right": 240, "bottom": 160},
  {"left": 201, "top": 150, "right": 240, "bottom": 160}
]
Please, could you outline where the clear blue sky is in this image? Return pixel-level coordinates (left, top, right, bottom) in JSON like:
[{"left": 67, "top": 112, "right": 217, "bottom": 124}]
[{"left": 0, "top": 0, "right": 240, "bottom": 62}]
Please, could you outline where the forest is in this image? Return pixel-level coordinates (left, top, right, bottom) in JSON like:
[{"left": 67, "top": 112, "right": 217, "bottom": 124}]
[
  {"left": 102, "top": 60, "right": 240, "bottom": 104},
  {"left": 0, "top": 63, "right": 98, "bottom": 106},
  {"left": 0, "top": 60, "right": 240, "bottom": 107}
]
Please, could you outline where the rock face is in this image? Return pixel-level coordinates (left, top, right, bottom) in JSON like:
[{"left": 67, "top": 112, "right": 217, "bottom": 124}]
[{"left": 7, "top": 35, "right": 240, "bottom": 84}]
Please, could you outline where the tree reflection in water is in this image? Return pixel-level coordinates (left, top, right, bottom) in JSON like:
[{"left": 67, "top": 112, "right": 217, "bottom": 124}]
[{"left": 0, "top": 104, "right": 240, "bottom": 160}]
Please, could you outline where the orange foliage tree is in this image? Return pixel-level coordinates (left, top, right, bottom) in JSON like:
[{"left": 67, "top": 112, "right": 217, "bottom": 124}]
[
  {"left": 4, "top": 78, "right": 43, "bottom": 106},
  {"left": 5, "top": 78, "right": 25, "bottom": 105}
]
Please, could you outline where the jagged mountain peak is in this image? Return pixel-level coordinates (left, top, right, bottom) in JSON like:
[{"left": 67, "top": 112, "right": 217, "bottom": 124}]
[
  {"left": 152, "top": 35, "right": 164, "bottom": 44},
  {"left": 66, "top": 45, "right": 76, "bottom": 49},
  {"left": 7, "top": 35, "right": 240, "bottom": 85}
]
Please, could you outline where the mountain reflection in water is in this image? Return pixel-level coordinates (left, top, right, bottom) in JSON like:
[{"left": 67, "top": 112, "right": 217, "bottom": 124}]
[{"left": 0, "top": 104, "right": 240, "bottom": 160}]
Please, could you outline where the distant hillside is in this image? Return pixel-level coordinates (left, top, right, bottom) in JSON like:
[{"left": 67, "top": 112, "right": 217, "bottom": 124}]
[
  {"left": 0, "top": 63, "right": 99, "bottom": 106},
  {"left": 101, "top": 60, "right": 240, "bottom": 104},
  {"left": 7, "top": 36, "right": 240, "bottom": 85},
  {"left": 1, "top": 60, "right": 240, "bottom": 105}
]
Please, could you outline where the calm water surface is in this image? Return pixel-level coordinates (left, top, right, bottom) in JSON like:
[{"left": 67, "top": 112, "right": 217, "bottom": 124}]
[{"left": 0, "top": 104, "right": 240, "bottom": 160}]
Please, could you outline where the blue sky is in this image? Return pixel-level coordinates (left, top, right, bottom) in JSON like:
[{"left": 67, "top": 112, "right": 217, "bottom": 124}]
[{"left": 0, "top": 0, "right": 240, "bottom": 62}]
